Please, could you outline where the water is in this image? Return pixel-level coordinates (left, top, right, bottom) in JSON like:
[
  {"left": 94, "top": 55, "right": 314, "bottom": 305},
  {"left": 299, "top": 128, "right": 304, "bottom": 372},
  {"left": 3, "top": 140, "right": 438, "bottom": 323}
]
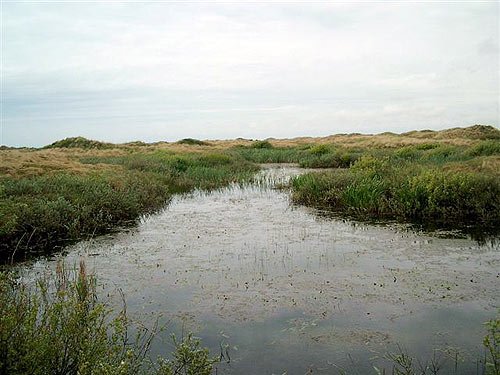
[{"left": 18, "top": 165, "right": 500, "bottom": 373}]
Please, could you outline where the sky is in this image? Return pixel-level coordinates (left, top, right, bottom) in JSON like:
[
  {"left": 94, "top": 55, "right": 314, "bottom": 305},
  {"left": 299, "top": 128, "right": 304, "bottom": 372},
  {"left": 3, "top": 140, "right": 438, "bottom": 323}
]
[{"left": 1, "top": 1, "right": 499, "bottom": 147}]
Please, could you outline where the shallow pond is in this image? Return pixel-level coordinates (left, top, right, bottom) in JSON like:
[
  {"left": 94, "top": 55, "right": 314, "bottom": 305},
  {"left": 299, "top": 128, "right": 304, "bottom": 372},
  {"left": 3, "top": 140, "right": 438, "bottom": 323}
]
[{"left": 20, "top": 165, "right": 499, "bottom": 374}]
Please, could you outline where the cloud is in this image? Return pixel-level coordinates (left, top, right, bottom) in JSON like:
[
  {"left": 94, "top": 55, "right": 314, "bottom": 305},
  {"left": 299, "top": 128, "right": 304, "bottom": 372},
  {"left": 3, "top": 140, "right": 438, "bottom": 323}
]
[{"left": 1, "top": 1, "right": 498, "bottom": 146}]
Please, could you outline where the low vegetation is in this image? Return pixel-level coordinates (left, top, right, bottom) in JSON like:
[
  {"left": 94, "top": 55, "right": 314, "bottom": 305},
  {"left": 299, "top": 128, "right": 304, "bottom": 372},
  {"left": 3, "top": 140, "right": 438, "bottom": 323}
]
[
  {"left": 0, "top": 149, "right": 257, "bottom": 262},
  {"left": 177, "top": 138, "right": 211, "bottom": 146},
  {"left": 0, "top": 262, "right": 218, "bottom": 374},
  {"left": 290, "top": 141, "right": 500, "bottom": 233}
]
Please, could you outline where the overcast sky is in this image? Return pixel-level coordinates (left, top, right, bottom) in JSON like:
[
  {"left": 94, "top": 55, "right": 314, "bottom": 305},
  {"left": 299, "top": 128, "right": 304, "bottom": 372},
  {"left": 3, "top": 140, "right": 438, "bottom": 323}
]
[{"left": 1, "top": 1, "right": 499, "bottom": 147}]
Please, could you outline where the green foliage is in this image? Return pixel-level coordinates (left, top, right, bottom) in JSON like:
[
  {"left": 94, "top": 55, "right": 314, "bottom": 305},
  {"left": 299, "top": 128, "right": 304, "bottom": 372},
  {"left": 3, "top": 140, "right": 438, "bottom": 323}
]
[
  {"left": 232, "top": 146, "right": 308, "bottom": 163},
  {"left": 308, "top": 144, "right": 332, "bottom": 156},
  {"left": 44, "top": 137, "right": 114, "bottom": 150},
  {"left": 469, "top": 140, "right": 500, "bottom": 157},
  {"left": 177, "top": 138, "right": 210, "bottom": 146},
  {"left": 0, "top": 263, "right": 218, "bottom": 375},
  {"left": 0, "top": 151, "right": 257, "bottom": 261},
  {"left": 233, "top": 143, "right": 360, "bottom": 168},
  {"left": 1, "top": 262, "right": 144, "bottom": 374},
  {"left": 299, "top": 150, "right": 359, "bottom": 168},
  {"left": 158, "top": 334, "right": 218, "bottom": 375},
  {"left": 414, "top": 143, "right": 439, "bottom": 150},
  {"left": 484, "top": 317, "right": 500, "bottom": 375},
  {"left": 251, "top": 140, "right": 273, "bottom": 149},
  {"left": 291, "top": 158, "right": 500, "bottom": 230},
  {"left": 0, "top": 171, "right": 171, "bottom": 260}
]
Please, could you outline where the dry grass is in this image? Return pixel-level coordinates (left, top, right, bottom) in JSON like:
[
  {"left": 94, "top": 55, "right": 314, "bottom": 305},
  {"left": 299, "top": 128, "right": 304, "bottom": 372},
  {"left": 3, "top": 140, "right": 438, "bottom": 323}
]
[
  {"left": 0, "top": 148, "right": 126, "bottom": 178},
  {"left": 443, "top": 156, "right": 500, "bottom": 176},
  {"left": 2, "top": 125, "right": 498, "bottom": 178},
  {"left": 207, "top": 125, "right": 498, "bottom": 149}
]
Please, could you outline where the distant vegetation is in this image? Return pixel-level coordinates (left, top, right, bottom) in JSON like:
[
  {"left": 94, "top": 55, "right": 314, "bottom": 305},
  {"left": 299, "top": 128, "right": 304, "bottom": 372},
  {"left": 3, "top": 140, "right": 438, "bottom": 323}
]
[
  {"left": 251, "top": 140, "right": 274, "bottom": 149},
  {"left": 402, "top": 124, "right": 500, "bottom": 140},
  {"left": 177, "top": 138, "right": 210, "bottom": 146},
  {"left": 44, "top": 136, "right": 115, "bottom": 150}
]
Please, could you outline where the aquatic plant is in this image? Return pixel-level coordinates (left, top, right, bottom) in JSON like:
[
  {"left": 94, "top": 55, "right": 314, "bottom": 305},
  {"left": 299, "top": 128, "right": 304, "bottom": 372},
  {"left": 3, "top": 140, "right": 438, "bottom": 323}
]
[{"left": 291, "top": 157, "right": 500, "bottom": 231}]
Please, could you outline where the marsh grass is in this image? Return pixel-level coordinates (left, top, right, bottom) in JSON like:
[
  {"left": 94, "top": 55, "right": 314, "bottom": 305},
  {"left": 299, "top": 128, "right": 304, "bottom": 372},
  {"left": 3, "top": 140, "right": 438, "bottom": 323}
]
[
  {"left": 290, "top": 140, "right": 500, "bottom": 232},
  {"left": 231, "top": 145, "right": 309, "bottom": 163},
  {"left": 232, "top": 143, "right": 361, "bottom": 167},
  {"left": 1, "top": 127, "right": 499, "bottom": 260},
  {"left": 0, "top": 262, "right": 218, "bottom": 375},
  {"left": 0, "top": 151, "right": 257, "bottom": 262},
  {"left": 372, "top": 318, "right": 499, "bottom": 375}
]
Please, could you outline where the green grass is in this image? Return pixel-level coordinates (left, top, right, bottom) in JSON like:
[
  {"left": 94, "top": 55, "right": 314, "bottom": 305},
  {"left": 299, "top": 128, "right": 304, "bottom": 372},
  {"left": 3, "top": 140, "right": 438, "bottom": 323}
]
[
  {"left": 232, "top": 143, "right": 361, "bottom": 167},
  {"left": 0, "top": 151, "right": 258, "bottom": 262},
  {"left": 232, "top": 139, "right": 500, "bottom": 232},
  {"left": 0, "top": 262, "right": 218, "bottom": 374},
  {"left": 291, "top": 153, "right": 500, "bottom": 232},
  {"left": 231, "top": 145, "right": 308, "bottom": 163}
]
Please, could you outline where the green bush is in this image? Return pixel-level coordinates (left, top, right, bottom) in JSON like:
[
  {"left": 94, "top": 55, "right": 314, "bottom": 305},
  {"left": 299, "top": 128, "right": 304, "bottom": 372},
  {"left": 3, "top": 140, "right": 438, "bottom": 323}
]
[
  {"left": 484, "top": 316, "right": 500, "bottom": 375},
  {"left": 251, "top": 140, "right": 273, "bottom": 149},
  {"left": 0, "top": 263, "right": 218, "bottom": 375},
  {"left": 44, "top": 137, "right": 114, "bottom": 150},
  {"left": 177, "top": 138, "right": 210, "bottom": 146},
  {"left": 308, "top": 144, "right": 332, "bottom": 156}
]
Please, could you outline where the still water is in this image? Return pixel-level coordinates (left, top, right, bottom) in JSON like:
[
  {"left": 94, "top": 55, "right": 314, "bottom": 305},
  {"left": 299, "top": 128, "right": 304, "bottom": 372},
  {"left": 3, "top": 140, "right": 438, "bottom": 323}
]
[{"left": 20, "top": 165, "right": 499, "bottom": 374}]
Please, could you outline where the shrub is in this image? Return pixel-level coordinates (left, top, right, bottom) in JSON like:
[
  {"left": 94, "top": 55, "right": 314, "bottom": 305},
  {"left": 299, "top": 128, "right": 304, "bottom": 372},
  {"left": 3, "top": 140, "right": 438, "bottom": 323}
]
[
  {"left": 484, "top": 316, "right": 499, "bottom": 375},
  {"left": 44, "top": 137, "right": 114, "bottom": 150},
  {"left": 177, "top": 138, "right": 210, "bottom": 146},
  {"left": 0, "top": 263, "right": 218, "bottom": 375},
  {"left": 251, "top": 140, "right": 273, "bottom": 149},
  {"left": 309, "top": 144, "right": 332, "bottom": 156}
]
